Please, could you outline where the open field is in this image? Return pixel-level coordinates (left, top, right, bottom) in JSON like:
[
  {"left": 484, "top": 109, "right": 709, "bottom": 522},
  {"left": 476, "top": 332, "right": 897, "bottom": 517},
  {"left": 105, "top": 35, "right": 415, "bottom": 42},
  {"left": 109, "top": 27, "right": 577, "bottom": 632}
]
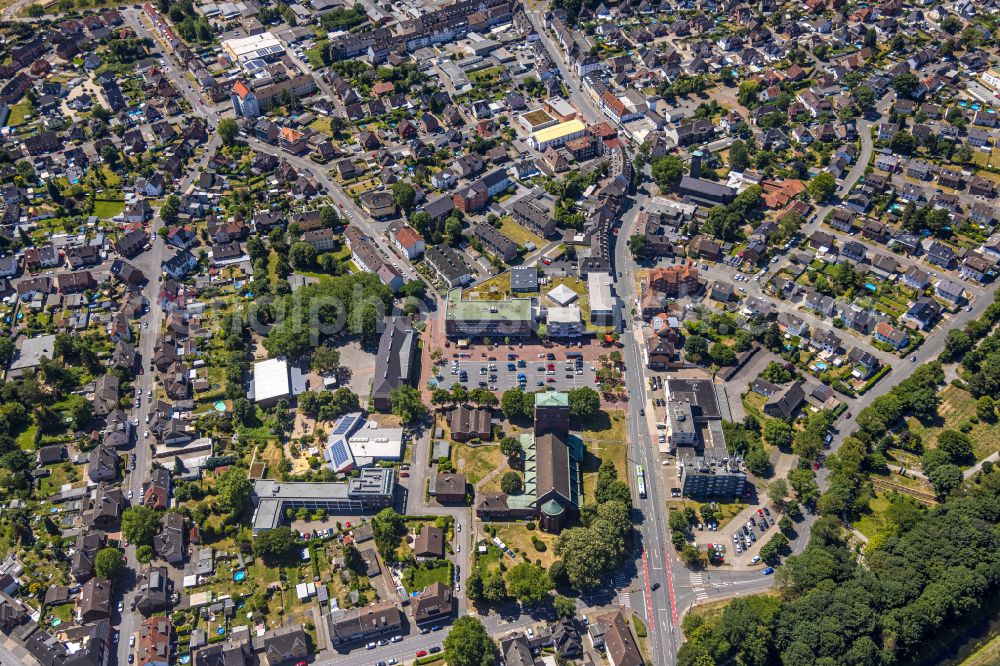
[
  {"left": 906, "top": 385, "right": 1000, "bottom": 464},
  {"left": 492, "top": 523, "right": 558, "bottom": 568},
  {"left": 451, "top": 443, "right": 503, "bottom": 487},
  {"left": 852, "top": 494, "right": 891, "bottom": 541},
  {"left": 579, "top": 410, "right": 628, "bottom": 502}
]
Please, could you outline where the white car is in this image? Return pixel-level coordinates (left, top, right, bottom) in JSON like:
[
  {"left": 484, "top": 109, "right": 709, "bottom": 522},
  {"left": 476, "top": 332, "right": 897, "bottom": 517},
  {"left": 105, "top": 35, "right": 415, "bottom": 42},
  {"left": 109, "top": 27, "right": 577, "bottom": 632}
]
[
  {"left": 127, "top": 490, "right": 133, "bottom": 500},
  {"left": 457, "top": 524, "right": 461, "bottom": 532},
  {"left": 456, "top": 544, "right": 461, "bottom": 552},
  {"left": 750, "top": 556, "right": 761, "bottom": 564},
  {"left": 129, "top": 636, "right": 135, "bottom": 647},
  {"left": 143, "top": 431, "right": 149, "bottom": 439}
]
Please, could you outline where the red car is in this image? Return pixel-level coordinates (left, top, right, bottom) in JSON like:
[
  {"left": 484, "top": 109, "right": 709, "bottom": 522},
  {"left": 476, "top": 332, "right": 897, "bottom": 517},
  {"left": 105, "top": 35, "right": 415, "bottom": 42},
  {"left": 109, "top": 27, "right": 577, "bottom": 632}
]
[
  {"left": 416, "top": 651, "right": 427, "bottom": 658},
  {"left": 296, "top": 662, "right": 307, "bottom": 666},
  {"left": 400, "top": 472, "right": 409, "bottom": 477},
  {"left": 757, "top": 509, "right": 764, "bottom": 517},
  {"left": 813, "top": 462, "right": 821, "bottom": 471}
]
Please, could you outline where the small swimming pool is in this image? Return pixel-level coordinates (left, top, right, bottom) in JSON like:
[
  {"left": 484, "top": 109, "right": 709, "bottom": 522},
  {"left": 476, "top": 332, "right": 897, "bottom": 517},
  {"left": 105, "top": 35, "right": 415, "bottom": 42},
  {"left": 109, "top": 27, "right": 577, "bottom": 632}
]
[
  {"left": 214, "top": 401, "right": 227, "bottom": 413},
  {"left": 217, "top": 627, "right": 226, "bottom": 636},
  {"left": 864, "top": 283, "right": 877, "bottom": 292},
  {"left": 233, "top": 571, "right": 246, "bottom": 582},
  {"left": 815, "top": 362, "right": 828, "bottom": 371}
]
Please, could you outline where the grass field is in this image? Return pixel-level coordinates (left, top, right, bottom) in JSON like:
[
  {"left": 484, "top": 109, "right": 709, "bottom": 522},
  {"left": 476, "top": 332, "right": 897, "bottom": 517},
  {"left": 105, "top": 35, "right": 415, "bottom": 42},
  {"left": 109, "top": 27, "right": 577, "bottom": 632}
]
[
  {"left": 308, "top": 116, "right": 334, "bottom": 137},
  {"left": 16, "top": 425, "right": 38, "bottom": 450},
  {"left": 452, "top": 443, "right": 503, "bottom": 487},
  {"left": 92, "top": 200, "right": 125, "bottom": 218},
  {"left": 579, "top": 410, "right": 628, "bottom": 502},
  {"left": 906, "top": 385, "right": 1000, "bottom": 464},
  {"left": 852, "top": 494, "right": 891, "bottom": 540},
  {"left": 493, "top": 523, "right": 558, "bottom": 568},
  {"left": 498, "top": 217, "right": 544, "bottom": 249},
  {"left": 40, "top": 463, "right": 82, "bottom": 496}
]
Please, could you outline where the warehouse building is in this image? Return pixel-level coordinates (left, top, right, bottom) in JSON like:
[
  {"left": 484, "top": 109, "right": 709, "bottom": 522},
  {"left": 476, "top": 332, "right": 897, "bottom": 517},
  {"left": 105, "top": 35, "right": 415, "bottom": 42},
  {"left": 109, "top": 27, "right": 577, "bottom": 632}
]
[
  {"left": 528, "top": 119, "right": 587, "bottom": 151},
  {"left": 249, "top": 358, "right": 307, "bottom": 407}
]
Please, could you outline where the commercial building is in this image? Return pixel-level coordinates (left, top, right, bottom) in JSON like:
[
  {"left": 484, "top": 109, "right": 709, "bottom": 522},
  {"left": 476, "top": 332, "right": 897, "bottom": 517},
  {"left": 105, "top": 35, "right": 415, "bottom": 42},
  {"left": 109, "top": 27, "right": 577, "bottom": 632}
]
[
  {"left": 222, "top": 32, "right": 285, "bottom": 64},
  {"left": 8, "top": 334, "right": 56, "bottom": 379},
  {"left": 249, "top": 358, "right": 307, "bottom": 407},
  {"left": 664, "top": 379, "right": 745, "bottom": 497},
  {"left": 676, "top": 176, "right": 736, "bottom": 205},
  {"left": 444, "top": 288, "right": 534, "bottom": 339},
  {"left": 547, "top": 305, "right": 584, "bottom": 338},
  {"left": 251, "top": 469, "right": 395, "bottom": 533},
  {"left": 588, "top": 272, "right": 616, "bottom": 325},
  {"left": 528, "top": 119, "right": 587, "bottom": 151}
]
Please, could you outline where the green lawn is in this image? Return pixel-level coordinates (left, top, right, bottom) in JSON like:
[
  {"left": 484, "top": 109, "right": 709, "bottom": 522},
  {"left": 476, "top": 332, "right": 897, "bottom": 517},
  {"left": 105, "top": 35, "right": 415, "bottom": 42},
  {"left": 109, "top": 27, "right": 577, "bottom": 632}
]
[
  {"left": 498, "top": 217, "right": 544, "bottom": 249},
  {"left": 492, "top": 523, "right": 558, "bottom": 568},
  {"left": 40, "top": 463, "right": 82, "bottom": 496},
  {"left": 579, "top": 410, "right": 628, "bottom": 502},
  {"left": 92, "top": 200, "right": 125, "bottom": 218},
  {"left": 16, "top": 425, "right": 38, "bottom": 450},
  {"left": 906, "top": 385, "right": 1000, "bottom": 464},
  {"left": 6, "top": 101, "right": 33, "bottom": 127},
  {"left": 403, "top": 561, "right": 452, "bottom": 593}
]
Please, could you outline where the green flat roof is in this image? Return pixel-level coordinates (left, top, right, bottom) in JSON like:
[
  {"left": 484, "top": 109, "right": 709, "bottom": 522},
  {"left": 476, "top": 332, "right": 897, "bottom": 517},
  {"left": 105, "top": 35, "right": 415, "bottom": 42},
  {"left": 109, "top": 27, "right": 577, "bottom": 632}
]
[
  {"left": 445, "top": 288, "right": 532, "bottom": 322},
  {"left": 535, "top": 392, "right": 569, "bottom": 408}
]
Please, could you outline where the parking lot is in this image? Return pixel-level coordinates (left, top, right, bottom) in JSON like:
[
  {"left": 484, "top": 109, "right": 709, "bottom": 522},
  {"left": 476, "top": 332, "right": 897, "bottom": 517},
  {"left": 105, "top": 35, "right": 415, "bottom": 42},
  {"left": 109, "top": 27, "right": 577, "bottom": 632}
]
[{"left": 439, "top": 354, "right": 599, "bottom": 393}]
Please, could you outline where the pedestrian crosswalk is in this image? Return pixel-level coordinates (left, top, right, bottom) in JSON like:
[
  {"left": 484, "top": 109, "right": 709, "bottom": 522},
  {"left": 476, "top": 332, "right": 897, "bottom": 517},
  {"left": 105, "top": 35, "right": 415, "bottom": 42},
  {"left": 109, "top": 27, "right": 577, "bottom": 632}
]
[
  {"left": 618, "top": 591, "right": 631, "bottom": 607},
  {"left": 690, "top": 572, "right": 708, "bottom": 601}
]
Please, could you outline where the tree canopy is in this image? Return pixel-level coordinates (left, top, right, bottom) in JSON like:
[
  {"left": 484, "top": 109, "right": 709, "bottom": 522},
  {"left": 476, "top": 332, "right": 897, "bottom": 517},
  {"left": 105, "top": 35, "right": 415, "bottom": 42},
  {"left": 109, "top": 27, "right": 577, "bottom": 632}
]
[
  {"left": 443, "top": 617, "right": 496, "bottom": 666},
  {"left": 121, "top": 506, "right": 161, "bottom": 546}
]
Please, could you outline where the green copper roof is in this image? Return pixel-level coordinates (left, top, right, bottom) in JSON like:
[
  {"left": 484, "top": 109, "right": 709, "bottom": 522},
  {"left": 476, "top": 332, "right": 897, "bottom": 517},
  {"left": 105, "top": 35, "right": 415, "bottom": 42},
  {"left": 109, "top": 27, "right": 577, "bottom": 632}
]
[
  {"left": 535, "top": 392, "right": 569, "bottom": 408},
  {"left": 541, "top": 499, "right": 565, "bottom": 516}
]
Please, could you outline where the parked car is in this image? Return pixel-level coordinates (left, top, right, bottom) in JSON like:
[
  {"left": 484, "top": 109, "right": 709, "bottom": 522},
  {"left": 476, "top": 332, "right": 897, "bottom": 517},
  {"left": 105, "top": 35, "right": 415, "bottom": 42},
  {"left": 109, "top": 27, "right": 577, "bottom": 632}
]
[{"left": 763, "top": 567, "right": 774, "bottom": 575}]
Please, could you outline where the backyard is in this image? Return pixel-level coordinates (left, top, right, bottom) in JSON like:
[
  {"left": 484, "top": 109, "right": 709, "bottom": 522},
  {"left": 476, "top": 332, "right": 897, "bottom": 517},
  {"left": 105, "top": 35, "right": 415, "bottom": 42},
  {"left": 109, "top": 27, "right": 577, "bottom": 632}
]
[
  {"left": 498, "top": 217, "right": 544, "bottom": 250},
  {"left": 92, "top": 199, "right": 125, "bottom": 219}
]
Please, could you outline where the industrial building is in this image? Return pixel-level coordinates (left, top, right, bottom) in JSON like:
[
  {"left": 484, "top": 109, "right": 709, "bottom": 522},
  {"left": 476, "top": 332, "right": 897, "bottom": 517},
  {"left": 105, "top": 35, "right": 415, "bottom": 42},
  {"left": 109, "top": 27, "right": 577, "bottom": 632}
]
[
  {"left": 250, "top": 469, "right": 395, "bottom": 533},
  {"left": 222, "top": 32, "right": 285, "bottom": 64}
]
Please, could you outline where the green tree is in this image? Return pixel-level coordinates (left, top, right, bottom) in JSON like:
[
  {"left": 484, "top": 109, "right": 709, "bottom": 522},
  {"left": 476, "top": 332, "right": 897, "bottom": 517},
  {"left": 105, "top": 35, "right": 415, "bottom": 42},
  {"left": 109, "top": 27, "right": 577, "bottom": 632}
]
[
  {"left": 729, "top": 139, "right": 750, "bottom": 171},
  {"left": 289, "top": 241, "right": 317, "bottom": 268},
  {"left": 892, "top": 72, "right": 920, "bottom": 99},
  {"left": 627, "top": 234, "right": 647, "bottom": 258},
  {"left": 737, "top": 80, "right": 760, "bottom": 107},
  {"left": 567, "top": 387, "right": 600, "bottom": 419},
  {"left": 853, "top": 85, "right": 876, "bottom": 113},
  {"left": 651, "top": 155, "right": 685, "bottom": 190},
  {"left": 443, "top": 617, "right": 496, "bottom": 666},
  {"left": 94, "top": 547, "right": 124, "bottom": 579},
  {"left": 390, "top": 385, "right": 427, "bottom": 423},
  {"left": 391, "top": 182, "right": 416, "bottom": 212},
  {"left": 135, "top": 544, "right": 154, "bottom": 564},
  {"left": 763, "top": 419, "right": 793, "bottom": 449},
  {"left": 500, "top": 471, "right": 523, "bottom": 495},
  {"left": 977, "top": 396, "right": 996, "bottom": 423},
  {"left": 121, "top": 506, "right": 160, "bottom": 546},
  {"left": 320, "top": 205, "right": 339, "bottom": 228},
  {"left": 343, "top": 543, "right": 364, "bottom": 573},
  {"left": 311, "top": 346, "right": 341, "bottom": 374},
  {"left": 253, "top": 525, "right": 297, "bottom": 560},
  {"left": 500, "top": 388, "right": 532, "bottom": 421},
  {"left": 710, "top": 343, "right": 736, "bottom": 367},
  {"left": 928, "top": 463, "right": 962, "bottom": 498},
  {"left": 218, "top": 118, "right": 239, "bottom": 145},
  {"left": 216, "top": 469, "right": 253, "bottom": 516},
  {"left": 936, "top": 430, "right": 974, "bottom": 464},
  {"left": 505, "top": 562, "right": 554, "bottom": 604},
  {"left": 499, "top": 436, "right": 523, "bottom": 458},
  {"left": 232, "top": 397, "right": 254, "bottom": 425},
  {"left": 685, "top": 335, "right": 709, "bottom": 363},
  {"left": 767, "top": 478, "right": 789, "bottom": 510},
  {"left": 553, "top": 594, "right": 576, "bottom": 619},
  {"left": 807, "top": 172, "right": 837, "bottom": 202}
]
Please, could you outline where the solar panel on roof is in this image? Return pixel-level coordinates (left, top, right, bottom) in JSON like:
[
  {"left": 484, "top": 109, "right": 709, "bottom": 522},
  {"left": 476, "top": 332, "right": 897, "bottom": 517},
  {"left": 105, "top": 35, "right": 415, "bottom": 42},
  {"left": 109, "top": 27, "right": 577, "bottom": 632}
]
[{"left": 331, "top": 440, "right": 350, "bottom": 467}]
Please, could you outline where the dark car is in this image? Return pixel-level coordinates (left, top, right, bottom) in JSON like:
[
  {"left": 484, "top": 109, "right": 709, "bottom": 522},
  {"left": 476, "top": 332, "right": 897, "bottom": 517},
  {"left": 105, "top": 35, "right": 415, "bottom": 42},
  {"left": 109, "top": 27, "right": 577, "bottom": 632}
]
[
  {"left": 430, "top": 647, "right": 441, "bottom": 654},
  {"left": 651, "top": 582, "right": 661, "bottom": 591}
]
